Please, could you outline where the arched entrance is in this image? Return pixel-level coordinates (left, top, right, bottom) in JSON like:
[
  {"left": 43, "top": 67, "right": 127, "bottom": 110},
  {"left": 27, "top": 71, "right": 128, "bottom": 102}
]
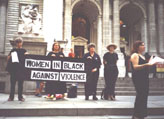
[
  {"left": 72, "top": 14, "right": 90, "bottom": 40},
  {"left": 120, "top": 3, "right": 145, "bottom": 54},
  {"left": 72, "top": 0, "right": 100, "bottom": 57}
]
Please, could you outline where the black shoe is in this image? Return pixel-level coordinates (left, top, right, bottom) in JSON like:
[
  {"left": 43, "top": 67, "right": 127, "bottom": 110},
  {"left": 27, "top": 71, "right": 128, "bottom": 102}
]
[
  {"left": 93, "top": 96, "right": 98, "bottom": 100},
  {"left": 85, "top": 96, "right": 89, "bottom": 100},
  {"left": 104, "top": 95, "right": 109, "bottom": 100},
  {"left": 35, "top": 93, "right": 42, "bottom": 97},
  {"left": 132, "top": 116, "right": 144, "bottom": 119},
  {"left": 110, "top": 96, "right": 116, "bottom": 101},
  {"left": 19, "top": 98, "right": 25, "bottom": 102},
  {"left": 8, "top": 98, "right": 14, "bottom": 101}
]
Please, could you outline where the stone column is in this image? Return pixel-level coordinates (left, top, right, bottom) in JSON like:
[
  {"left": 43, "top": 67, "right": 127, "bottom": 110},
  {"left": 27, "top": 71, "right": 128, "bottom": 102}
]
[
  {"left": 63, "top": 0, "right": 72, "bottom": 51},
  {"left": 5, "top": 0, "right": 19, "bottom": 54},
  {"left": 97, "top": 15, "right": 103, "bottom": 77},
  {"left": 43, "top": 0, "right": 63, "bottom": 51},
  {"left": 113, "top": 0, "right": 120, "bottom": 50},
  {"left": 109, "top": 1, "right": 113, "bottom": 47},
  {"left": 144, "top": 18, "right": 148, "bottom": 52},
  {"left": 97, "top": 15, "right": 103, "bottom": 56},
  {"left": 157, "top": 0, "right": 164, "bottom": 55},
  {"left": 0, "top": 0, "right": 7, "bottom": 53},
  {"left": 113, "top": 0, "right": 126, "bottom": 78},
  {"left": 102, "top": 0, "right": 110, "bottom": 47},
  {"left": 90, "top": 22, "right": 97, "bottom": 47},
  {"left": 148, "top": 0, "right": 157, "bottom": 53}
]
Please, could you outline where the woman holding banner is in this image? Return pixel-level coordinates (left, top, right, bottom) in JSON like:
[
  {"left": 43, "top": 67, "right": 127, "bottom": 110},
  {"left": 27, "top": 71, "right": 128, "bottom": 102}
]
[
  {"left": 45, "top": 42, "right": 66, "bottom": 100},
  {"left": 83, "top": 43, "right": 101, "bottom": 100},
  {"left": 6, "top": 37, "right": 28, "bottom": 101}
]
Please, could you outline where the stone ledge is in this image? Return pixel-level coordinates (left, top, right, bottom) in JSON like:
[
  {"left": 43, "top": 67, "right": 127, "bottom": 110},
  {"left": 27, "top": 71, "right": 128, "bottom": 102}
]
[{"left": 0, "top": 95, "right": 164, "bottom": 116}]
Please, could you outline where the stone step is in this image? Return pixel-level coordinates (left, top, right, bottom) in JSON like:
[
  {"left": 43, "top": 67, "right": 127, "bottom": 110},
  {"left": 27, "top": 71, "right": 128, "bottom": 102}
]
[
  {"left": 1, "top": 116, "right": 164, "bottom": 119},
  {"left": 1, "top": 71, "right": 164, "bottom": 95},
  {"left": 0, "top": 94, "right": 164, "bottom": 117},
  {"left": 0, "top": 106, "right": 164, "bottom": 116},
  {"left": 26, "top": 85, "right": 164, "bottom": 95},
  {"left": 98, "top": 78, "right": 164, "bottom": 83},
  {"left": 67, "top": 83, "right": 164, "bottom": 96},
  {"left": 0, "top": 95, "right": 164, "bottom": 116},
  {"left": 100, "top": 82, "right": 164, "bottom": 87},
  {"left": 75, "top": 79, "right": 164, "bottom": 87},
  {"left": 76, "top": 90, "right": 164, "bottom": 96},
  {"left": 26, "top": 90, "right": 164, "bottom": 96},
  {"left": 75, "top": 86, "right": 164, "bottom": 91},
  {"left": 25, "top": 85, "right": 164, "bottom": 96}
]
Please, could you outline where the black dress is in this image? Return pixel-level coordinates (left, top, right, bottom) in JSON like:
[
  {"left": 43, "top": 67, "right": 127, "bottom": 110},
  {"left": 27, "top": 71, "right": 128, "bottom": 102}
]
[
  {"left": 131, "top": 56, "right": 149, "bottom": 118},
  {"left": 6, "top": 48, "right": 27, "bottom": 100},
  {"left": 103, "top": 52, "right": 118, "bottom": 98},
  {"left": 45, "top": 52, "right": 67, "bottom": 95},
  {"left": 83, "top": 52, "right": 101, "bottom": 97}
]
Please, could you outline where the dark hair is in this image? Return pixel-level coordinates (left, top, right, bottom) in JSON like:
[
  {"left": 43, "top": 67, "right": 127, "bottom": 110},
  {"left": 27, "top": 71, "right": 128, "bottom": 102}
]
[
  {"left": 52, "top": 42, "right": 60, "bottom": 51},
  {"left": 15, "top": 37, "right": 23, "bottom": 44},
  {"left": 131, "top": 40, "right": 144, "bottom": 54},
  {"left": 87, "top": 43, "right": 95, "bottom": 51}
]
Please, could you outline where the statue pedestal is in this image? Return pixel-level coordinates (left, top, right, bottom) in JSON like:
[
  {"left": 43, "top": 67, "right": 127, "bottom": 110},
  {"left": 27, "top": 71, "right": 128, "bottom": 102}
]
[{"left": 10, "top": 35, "right": 47, "bottom": 55}]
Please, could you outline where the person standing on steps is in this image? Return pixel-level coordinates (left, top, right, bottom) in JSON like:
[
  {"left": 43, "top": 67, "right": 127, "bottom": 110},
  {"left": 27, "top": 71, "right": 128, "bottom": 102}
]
[
  {"left": 130, "top": 41, "right": 156, "bottom": 119},
  {"left": 103, "top": 43, "right": 118, "bottom": 101},
  {"left": 45, "top": 42, "right": 66, "bottom": 100},
  {"left": 83, "top": 43, "right": 101, "bottom": 100},
  {"left": 6, "top": 37, "right": 28, "bottom": 102}
]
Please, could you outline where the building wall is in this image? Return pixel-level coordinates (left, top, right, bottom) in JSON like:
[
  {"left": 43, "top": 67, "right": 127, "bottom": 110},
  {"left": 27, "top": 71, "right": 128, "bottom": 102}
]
[
  {"left": 0, "top": 0, "right": 8, "bottom": 53},
  {"left": 2, "top": 0, "right": 164, "bottom": 56},
  {"left": 4, "top": 0, "right": 43, "bottom": 55},
  {"left": 1, "top": 0, "right": 164, "bottom": 93}
]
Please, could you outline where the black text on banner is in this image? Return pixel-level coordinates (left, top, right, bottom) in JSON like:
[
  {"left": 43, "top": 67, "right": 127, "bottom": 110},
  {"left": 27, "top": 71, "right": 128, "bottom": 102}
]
[
  {"left": 31, "top": 70, "right": 59, "bottom": 81},
  {"left": 23, "top": 55, "right": 87, "bottom": 82}
]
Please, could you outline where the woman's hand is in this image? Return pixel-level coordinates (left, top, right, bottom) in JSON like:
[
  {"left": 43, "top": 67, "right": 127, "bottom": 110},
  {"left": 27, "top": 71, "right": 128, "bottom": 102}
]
[
  {"left": 103, "top": 60, "right": 107, "bottom": 65},
  {"left": 24, "top": 52, "right": 29, "bottom": 55},
  {"left": 51, "top": 54, "right": 56, "bottom": 57},
  {"left": 59, "top": 55, "right": 64, "bottom": 57},
  {"left": 92, "top": 68, "right": 97, "bottom": 72},
  {"left": 87, "top": 56, "right": 92, "bottom": 59},
  {"left": 146, "top": 62, "right": 158, "bottom": 67},
  {"left": 7, "top": 55, "right": 11, "bottom": 62}
]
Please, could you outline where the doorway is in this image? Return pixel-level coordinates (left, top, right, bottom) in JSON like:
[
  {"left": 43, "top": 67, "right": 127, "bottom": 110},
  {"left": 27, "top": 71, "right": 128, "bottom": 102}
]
[
  {"left": 74, "top": 45, "right": 84, "bottom": 58},
  {"left": 120, "top": 3, "right": 144, "bottom": 54}
]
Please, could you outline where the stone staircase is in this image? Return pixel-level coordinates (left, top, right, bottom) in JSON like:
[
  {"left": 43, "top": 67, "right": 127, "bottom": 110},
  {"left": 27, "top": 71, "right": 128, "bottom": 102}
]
[
  {"left": 71, "top": 77, "right": 164, "bottom": 96},
  {"left": 0, "top": 94, "right": 164, "bottom": 118},
  {"left": 1, "top": 77, "right": 164, "bottom": 118},
  {"left": 21, "top": 77, "right": 164, "bottom": 96},
  {"left": 1, "top": 71, "right": 164, "bottom": 96}
]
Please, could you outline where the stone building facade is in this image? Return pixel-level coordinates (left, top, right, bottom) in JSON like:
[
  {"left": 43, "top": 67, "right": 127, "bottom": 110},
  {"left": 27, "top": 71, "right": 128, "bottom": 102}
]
[
  {"left": 0, "top": 0, "right": 163, "bottom": 55},
  {"left": 0, "top": 0, "right": 164, "bottom": 76},
  {"left": 0, "top": 0, "right": 164, "bottom": 93}
]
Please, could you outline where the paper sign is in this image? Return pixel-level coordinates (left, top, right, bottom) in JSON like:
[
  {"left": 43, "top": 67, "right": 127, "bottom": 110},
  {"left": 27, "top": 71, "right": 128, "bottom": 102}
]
[
  {"left": 149, "top": 56, "right": 164, "bottom": 64},
  {"left": 11, "top": 51, "right": 19, "bottom": 63}
]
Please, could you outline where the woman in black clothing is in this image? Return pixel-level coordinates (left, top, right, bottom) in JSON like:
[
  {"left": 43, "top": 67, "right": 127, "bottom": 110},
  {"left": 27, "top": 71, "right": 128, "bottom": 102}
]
[
  {"left": 45, "top": 42, "right": 66, "bottom": 99},
  {"left": 130, "top": 41, "right": 156, "bottom": 119},
  {"left": 6, "top": 37, "right": 28, "bottom": 101},
  {"left": 83, "top": 43, "right": 101, "bottom": 100},
  {"left": 103, "top": 43, "right": 118, "bottom": 100}
]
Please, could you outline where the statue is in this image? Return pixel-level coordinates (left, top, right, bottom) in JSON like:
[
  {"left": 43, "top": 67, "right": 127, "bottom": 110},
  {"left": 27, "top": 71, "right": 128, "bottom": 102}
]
[{"left": 18, "top": 5, "right": 42, "bottom": 35}]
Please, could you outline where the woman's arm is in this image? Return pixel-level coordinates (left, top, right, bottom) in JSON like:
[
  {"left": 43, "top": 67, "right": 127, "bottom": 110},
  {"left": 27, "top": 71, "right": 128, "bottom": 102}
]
[
  {"left": 7, "top": 55, "right": 11, "bottom": 62},
  {"left": 24, "top": 52, "right": 29, "bottom": 55},
  {"left": 130, "top": 53, "right": 153, "bottom": 70}
]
